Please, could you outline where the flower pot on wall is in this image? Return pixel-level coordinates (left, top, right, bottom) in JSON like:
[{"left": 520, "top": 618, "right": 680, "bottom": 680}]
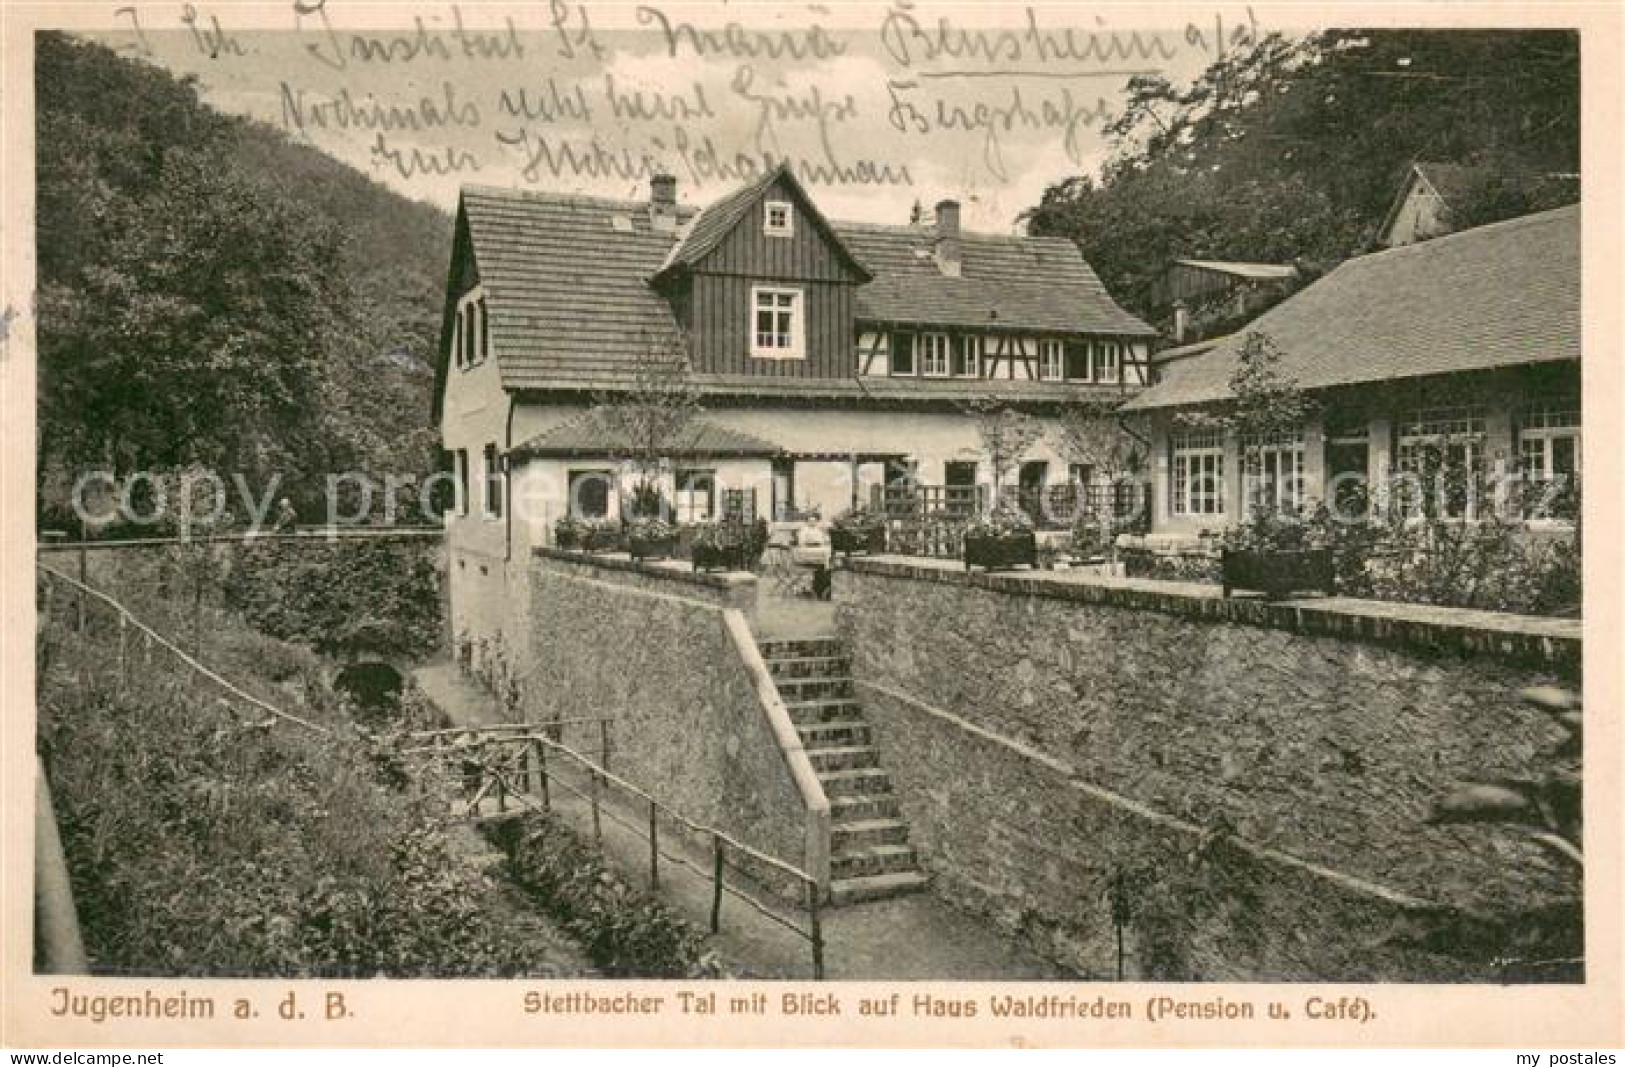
[
  {"left": 1220, "top": 547, "right": 1336, "bottom": 600},
  {"left": 963, "top": 530, "right": 1038, "bottom": 572},
  {"left": 628, "top": 535, "right": 677, "bottom": 561},
  {"left": 831, "top": 525, "right": 886, "bottom": 558}
]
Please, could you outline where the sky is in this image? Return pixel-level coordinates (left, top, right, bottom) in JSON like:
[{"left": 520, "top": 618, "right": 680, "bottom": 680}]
[{"left": 86, "top": 2, "right": 1294, "bottom": 231}]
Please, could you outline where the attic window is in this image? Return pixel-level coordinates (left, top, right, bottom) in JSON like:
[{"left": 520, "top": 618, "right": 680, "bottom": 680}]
[{"left": 764, "top": 200, "right": 793, "bottom": 237}]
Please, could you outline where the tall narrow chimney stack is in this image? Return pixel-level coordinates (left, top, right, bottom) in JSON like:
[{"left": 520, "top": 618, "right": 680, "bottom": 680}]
[
  {"left": 934, "top": 199, "right": 962, "bottom": 278},
  {"left": 650, "top": 173, "right": 677, "bottom": 231}
]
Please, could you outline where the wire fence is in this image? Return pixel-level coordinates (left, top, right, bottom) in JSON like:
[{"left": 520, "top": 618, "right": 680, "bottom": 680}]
[
  {"left": 36, "top": 559, "right": 825, "bottom": 977},
  {"left": 410, "top": 724, "right": 827, "bottom": 979}
]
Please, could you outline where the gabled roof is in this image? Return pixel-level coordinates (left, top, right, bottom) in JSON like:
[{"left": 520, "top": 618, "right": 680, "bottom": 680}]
[
  {"left": 509, "top": 412, "right": 782, "bottom": 461},
  {"left": 1173, "top": 259, "right": 1298, "bottom": 281},
  {"left": 458, "top": 185, "right": 698, "bottom": 390},
  {"left": 651, "top": 164, "right": 871, "bottom": 284},
  {"left": 450, "top": 176, "right": 1153, "bottom": 397},
  {"left": 835, "top": 223, "right": 1156, "bottom": 336},
  {"left": 1123, "top": 206, "right": 1579, "bottom": 412}
]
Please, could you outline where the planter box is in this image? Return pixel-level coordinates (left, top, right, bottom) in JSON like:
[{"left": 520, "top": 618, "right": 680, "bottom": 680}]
[
  {"left": 963, "top": 530, "right": 1038, "bottom": 572},
  {"left": 831, "top": 525, "right": 886, "bottom": 558},
  {"left": 555, "top": 529, "right": 581, "bottom": 550},
  {"left": 692, "top": 540, "right": 751, "bottom": 573},
  {"left": 1220, "top": 547, "right": 1335, "bottom": 600},
  {"left": 581, "top": 528, "right": 623, "bottom": 554},
  {"left": 627, "top": 535, "right": 677, "bottom": 561}
]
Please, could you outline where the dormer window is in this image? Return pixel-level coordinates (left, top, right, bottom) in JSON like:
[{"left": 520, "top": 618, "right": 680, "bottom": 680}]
[{"left": 764, "top": 200, "right": 793, "bottom": 237}]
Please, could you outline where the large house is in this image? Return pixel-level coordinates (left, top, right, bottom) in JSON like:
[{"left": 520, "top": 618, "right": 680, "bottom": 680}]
[
  {"left": 436, "top": 165, "right": 1154, "bottom": 649},
  {"left": 1122, "top": 205, "right": 1580, "bottom": 538}
]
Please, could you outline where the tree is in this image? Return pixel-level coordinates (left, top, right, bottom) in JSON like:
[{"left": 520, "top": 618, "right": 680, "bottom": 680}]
[
  {"left": 1024, "top": 30, "right": 1579, "bottom": 320},
  {"left": 1054, "top": 397, "right": 1150, "bottom": 547},
  {"left": 1176, "top": 331, "right": 1315, "bottom": 522},
  {"left": 589, "top": 330, "right": 703, "bottom": 518},
  {"left": 965, "top": 398, "right": 1045, "bottom": 502}
]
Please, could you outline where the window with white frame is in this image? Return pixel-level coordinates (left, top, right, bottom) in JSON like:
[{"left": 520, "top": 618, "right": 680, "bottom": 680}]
[
  {"left": 750, "top": 287, "right": 804, "bottom": 359},
  {"left": 1241, "top": 431, "right": 1305, "bottom": 515},
  {"left": 1096, "top": 340, "right": 1121, "bottom": 383},
  {"left": 453, "top": 449, "right": 469, "bottom": 516},
  {"left": 764, "top": 200, "right": 793, "bottom": 237},
  {"left": 1518, "top": 401, "right": 1580, "bottom": 519},
  {"left": 482, "top": 443, "right": 504, "bottom": 519},
  {"left": 1395, "top": 407, "right": 1487, "bottom": 518},
  {"left": 921, "top": 333, "right": 951, "bottom": 377},
  {"left": 1171, "top": 429, "right": 1226, "bottom": 517},
  {"left": 890, "top": 331, "right": 916, "bottom": 376},
  {"left": 1039, "top": 340, "right": 1064, "bottom": 381},
  {"left": 454, "top": 294, "right": 489, "bottom": 369},
  {"left": 954, "top": 335, "right": 982, "bottom": 378}
]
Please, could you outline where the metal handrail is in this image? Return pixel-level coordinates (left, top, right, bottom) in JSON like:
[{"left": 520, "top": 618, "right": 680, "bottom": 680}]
[{"left": 427, "top": 724, "right": 826, "bottom": 977}]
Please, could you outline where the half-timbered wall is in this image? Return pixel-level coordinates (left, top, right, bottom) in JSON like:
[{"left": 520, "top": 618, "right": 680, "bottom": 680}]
[{"left": 856, "top": 329, "right": 1151, "bottom": 386}]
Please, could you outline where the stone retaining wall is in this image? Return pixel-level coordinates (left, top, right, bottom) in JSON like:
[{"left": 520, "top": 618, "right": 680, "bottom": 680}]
[
  {"left": 835, "top": 557, "right": 1581, "bottom": 980},
  {"left": 521, "top": 552, "right": 813, "bottom": 884}
]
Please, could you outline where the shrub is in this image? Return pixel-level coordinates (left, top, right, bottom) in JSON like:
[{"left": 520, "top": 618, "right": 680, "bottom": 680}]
[
  {"left": 37, "top": 603, "right": 573, "bottom": 978},
  {"left": 490, "top": 814, "right": 722, "bottom": 978}
]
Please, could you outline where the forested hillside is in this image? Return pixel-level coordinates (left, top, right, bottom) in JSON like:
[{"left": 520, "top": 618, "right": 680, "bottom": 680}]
[
  {"left": 35, "top": 32, "right": 452, "bottom": 517},
  {"left": 1023, "top": 30, "right": 1580, "bottom": 320}
]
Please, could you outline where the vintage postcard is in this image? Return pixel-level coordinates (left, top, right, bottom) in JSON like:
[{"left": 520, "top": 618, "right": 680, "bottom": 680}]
[{"left": 2, "top": 0, "right": 1621, "bottom": 1050}]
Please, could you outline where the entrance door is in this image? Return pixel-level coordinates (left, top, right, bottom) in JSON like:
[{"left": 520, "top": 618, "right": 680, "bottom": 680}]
[
  {"left": 1018, "top": 461, "right": 1048, "bottom": 519},
  {"left": 1324, "top": 413, "right": 1371, "bottom": 518},
  {"left": 771, "top": 459, "right": 795, "bottom": 521}
]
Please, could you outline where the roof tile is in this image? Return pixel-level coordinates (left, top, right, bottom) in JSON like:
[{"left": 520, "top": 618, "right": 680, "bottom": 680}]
[{"left": 1123, "top": 206, "right": 1579, "bottom": 412}]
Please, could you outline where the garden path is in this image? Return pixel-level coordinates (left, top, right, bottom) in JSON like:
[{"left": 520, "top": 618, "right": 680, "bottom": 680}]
[{"left": 413, "top": 662, "right": 1071, "bottom": 980}]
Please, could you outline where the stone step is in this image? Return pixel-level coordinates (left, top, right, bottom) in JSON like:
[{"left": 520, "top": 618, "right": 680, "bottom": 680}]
[
  {"left": 758, "top": 637, "right": 843, "bottom": 660},
  {"left": 796, "top": 720, "right": 872, "bottom": 749},
  {"left": 817, "top": 767, "right": 894, "bottom": 797},
  {"left": 774, "top": 676, "right": 853, "bottom": 700},
  {"left": 765, "top": 655, "right": 852, "bottom": 680},
  {"left": 830, "top": 843, "right": 920, "bottom": 881},
  {"left": 807, "top": 745, "right": 880, "bottom": 774},
  {"left": 830, "top": 793, "right": 901, "bottom": 823},
  {"left": 784, "top": 698, "right": 865, "bottom": 725},
  {"left": 831, "top": 817, "right": 911, "bottom": 852},
  {"left": 829, "top": 870, "right": 930, "bottom": 906}
]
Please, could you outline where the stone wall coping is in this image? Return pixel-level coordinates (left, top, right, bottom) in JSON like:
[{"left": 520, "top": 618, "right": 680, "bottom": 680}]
[
  {"left": 844, "top": 555, "right": 1580, "bottom": 676},
  {"left": 534, "top": 547, "right": 758, "bottom": 592}
]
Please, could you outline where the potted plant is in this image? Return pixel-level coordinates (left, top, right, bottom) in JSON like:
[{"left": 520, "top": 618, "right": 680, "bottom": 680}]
[
  {"left": 626, "top": 516, "right": 677, "bottom": 561},
  {"left": 690, "top": 520, "right": 757, "bottom": 572},
  {"left": 962, "top": 503, "right": 1038, "bottom": 572},
  {"left": 554, "top": 516, "right": 587, "bottom": 550},
  {"left": 580, "top": 518, "right": 623, "bottom": 554},
  {"left": 830, "top": 508, "right": 886, "bottom": 558},
  {"left": 1219, "top": 510, "right": 1335, "bottom": 599}
]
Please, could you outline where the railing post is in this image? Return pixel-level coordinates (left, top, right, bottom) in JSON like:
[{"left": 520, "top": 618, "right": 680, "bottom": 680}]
[
  {"left": 116, "top": 615, "right": 127, "bottom": 695},
  {"left": 807, "top": 879, "right": 825, "bottom": 981},
  {"left": 599, "top": 719, "right": 611, "bottom": 770},
  {"left": 648, "top": 797, "right": 660, "bottom": 889},
  {"left": 537, "top": 740, "right": 551, "bottom": 812},
  {"left": 590, "top": 768, "right": 602, "bottom": 846},
  {"left": 710, "top": 833, "right": 724, "bottom": 933},
  {"left": 75, "top": 542, "right": 88, "bottom": 633}
]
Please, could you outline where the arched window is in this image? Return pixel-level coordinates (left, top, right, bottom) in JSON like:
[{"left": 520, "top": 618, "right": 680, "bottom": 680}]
[{"left": 478, "top": 297, "right": 490, "bottom": 362}]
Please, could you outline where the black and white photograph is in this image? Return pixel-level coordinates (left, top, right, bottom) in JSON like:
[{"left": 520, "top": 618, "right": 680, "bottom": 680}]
[{"left": 5, "top": 0, "right": 1620, "bottom": 1051}]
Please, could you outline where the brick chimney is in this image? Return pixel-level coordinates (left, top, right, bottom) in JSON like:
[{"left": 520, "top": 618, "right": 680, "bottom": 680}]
[
  {"left": 650, "top": 173, "right": 677, "bottom": 231},
  {"left": 934, "top": 199, "right": 961, "bottom": 277}
]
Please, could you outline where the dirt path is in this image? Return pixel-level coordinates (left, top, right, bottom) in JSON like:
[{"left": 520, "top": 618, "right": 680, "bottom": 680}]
[{"left": 413, "top": 663, "right": 1071, "bottom": 981}]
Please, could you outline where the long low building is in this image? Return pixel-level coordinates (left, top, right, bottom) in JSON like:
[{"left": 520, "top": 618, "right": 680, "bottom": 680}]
[{"left": 1121, "top": 205, "right": 1580, "bottom": 537}]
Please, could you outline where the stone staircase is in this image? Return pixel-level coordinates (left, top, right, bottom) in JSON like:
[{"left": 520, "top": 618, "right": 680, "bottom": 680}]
[{"left": 758, "top": 636, "right": 928, "bottom": 906}]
